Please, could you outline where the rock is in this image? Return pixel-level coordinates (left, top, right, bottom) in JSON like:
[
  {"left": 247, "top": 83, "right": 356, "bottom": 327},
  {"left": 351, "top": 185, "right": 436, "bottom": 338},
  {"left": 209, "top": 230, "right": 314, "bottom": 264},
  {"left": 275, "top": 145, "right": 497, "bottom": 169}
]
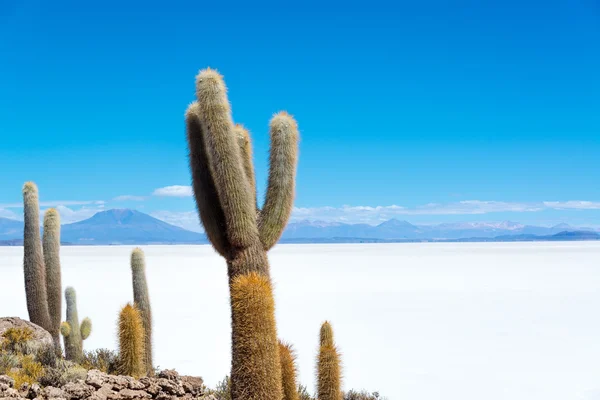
[
  {"left": 62, "top": 381, "right": 94, "bottom": 399},
  {"left": 43, "top": 386, "right": 68, "bottom": 399},
  {"left": 0, "top": 375, "right": 15, "bottom": 388},
  {"left": 86, "top": 370, "right": 108, "bottom": 389},
  {"left": 26, "top": 384, "right": 41, "bottom": 399},
  {"left": 87, "top": 384, "right": 118, "bottom": 400},
  {"left": 0, "top": 317, "right": 53, "bottom": 350},
  {"left": 156, "top": 379, "right": 184, "bottom": 396},
  {"left": 137, "top": 378, "right": 160, "bottom": 396},
  {"left": 157, "top": 370, "right": 179, "bottom": 382},
  {"left": 117, "top": 389, "right": 151, "bottom": 399},
  {"left": 180, "top": 376, "right": 204, "bottom": 396}
]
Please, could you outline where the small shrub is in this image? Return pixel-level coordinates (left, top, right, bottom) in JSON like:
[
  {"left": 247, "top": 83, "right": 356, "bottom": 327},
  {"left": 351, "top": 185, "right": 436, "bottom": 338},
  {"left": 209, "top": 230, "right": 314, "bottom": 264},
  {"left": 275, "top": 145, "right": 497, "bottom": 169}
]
[
  {"left": 7, "top": 355, "right": 44, "bottom": 387},
  {"left": 344, "top": 390, "right": 387, "bottom": 400},
  {"left": 81, "top": 349, "right": 119, "bottom": 374},
  {"left": 208, "top": 376, "right": 231, "bottom": 400},
  {"left": 0, "top": 352, "right": 19, "bottom": 374},
  {"left": 34, "top": 343, "right": 59, "bottom": 368},
  {"left": 38, "top": 360, "right": 86, "bottom": 387},
  {"left": 1, "top": 327, "right": 35, "bottom": 354},
  {"left": 298, "top": 384, "right": 315, "bottom": 400}
]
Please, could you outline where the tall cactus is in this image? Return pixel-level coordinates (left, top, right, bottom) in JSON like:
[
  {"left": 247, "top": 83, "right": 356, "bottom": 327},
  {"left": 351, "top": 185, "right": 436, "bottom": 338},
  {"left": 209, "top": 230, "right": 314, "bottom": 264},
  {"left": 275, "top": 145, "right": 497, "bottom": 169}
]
[
  {"left": 186, "top": 68, "right": 299, "bottom": 400},
  {"left": 279, "top": 341, "right": 300, "bottom": 400},
  {"left": 22, "top": 182, "right": 63, "bottom": 353},
  {"left": 22, "top": 182, "right": 52, "bottom": 333},
  {"left": 317, "top": 321, "right": 342, "bottom": 400},
  {"left": 131, "top": 248, "right": 153, "bottom": 375},
  {"left": 43, "top": 208, "right": 62, "bottom": 351},
  {"left": 61, "top": 287, "right": 92, "bottom": 362},
  {"left": 118, "top": 303, "right": 146, "bottom": 378}
]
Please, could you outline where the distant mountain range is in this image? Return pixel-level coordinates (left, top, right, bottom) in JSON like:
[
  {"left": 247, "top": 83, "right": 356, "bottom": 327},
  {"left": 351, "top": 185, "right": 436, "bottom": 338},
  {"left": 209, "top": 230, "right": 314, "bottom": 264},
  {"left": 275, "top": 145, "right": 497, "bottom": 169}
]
[
  {"left": 0, "top": 209, "right": 205, "bottom": 245},
  {"left": 0, "top": 209, "right": 598, "bottom": 245}
]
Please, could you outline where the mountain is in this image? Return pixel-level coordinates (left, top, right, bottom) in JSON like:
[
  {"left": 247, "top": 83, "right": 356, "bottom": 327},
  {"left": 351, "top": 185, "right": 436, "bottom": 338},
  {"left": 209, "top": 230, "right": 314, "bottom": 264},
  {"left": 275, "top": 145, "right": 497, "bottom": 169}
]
[
  {"left": 0, "top": 210, "right": 597, "bottom": 245},
  {"left": 0, "top": 217, "right": 24, "bottom": 240},
  {"left": 60, "top": 209, "right": 206, "bottom": 244},
  {"left": 280, "top": 219, "right": 597, "bottom": 241}
]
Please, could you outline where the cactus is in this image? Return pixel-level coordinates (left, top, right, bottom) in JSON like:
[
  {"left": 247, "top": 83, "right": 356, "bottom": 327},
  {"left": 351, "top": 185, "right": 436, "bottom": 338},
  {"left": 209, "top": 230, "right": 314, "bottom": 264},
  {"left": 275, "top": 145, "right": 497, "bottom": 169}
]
[
  {"left": 118, "top": 303, "right": 145, "bottom": 378},
  {"left": 22, "top": 182, "right": 63, "bottom": 354},
  {"left": 22, "top": 182, "right": 52, "bottom": 333},
  {"left": 61, "top": 287, "right": 91, "bottom": 362},
  {"left": 130, "top": 248, "right": 153, "bottom": 375},
  {"left": 186, "top": 69, "right": 298, "bottom": 400},
  {"left": 279, "top": 341, "right": 300, "bottom": 400},
  {"left": 43, "top": 208, "right": 62, "bottom": 351},
  {"left": 230, "top": 272, "right": 282, "bottom": 400},
  {"left": 317, "top": 322, "right": 342, "bottom": 400}
]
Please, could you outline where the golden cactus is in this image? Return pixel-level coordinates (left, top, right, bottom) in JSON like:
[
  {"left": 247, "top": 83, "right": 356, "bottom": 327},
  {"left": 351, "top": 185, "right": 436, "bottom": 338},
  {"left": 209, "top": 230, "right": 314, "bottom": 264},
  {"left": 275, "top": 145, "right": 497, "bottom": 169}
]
[{"left": 118, "top": 303, "right": 145, "bottom": 378}]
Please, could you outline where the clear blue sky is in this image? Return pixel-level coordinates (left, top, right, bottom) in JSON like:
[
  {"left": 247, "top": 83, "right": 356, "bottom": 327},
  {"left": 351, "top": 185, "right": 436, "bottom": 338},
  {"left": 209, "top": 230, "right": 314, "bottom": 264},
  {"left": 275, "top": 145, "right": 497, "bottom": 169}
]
[{"left": 1, "top": 0, "right": 599, "bottom": 229}]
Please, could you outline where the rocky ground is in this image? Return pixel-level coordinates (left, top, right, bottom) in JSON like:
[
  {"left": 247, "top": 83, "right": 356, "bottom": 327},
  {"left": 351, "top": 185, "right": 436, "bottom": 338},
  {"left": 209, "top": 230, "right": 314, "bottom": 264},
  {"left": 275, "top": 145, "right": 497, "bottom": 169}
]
[{"left": 0, "top": 369, "right": 215, "bottom": 400}]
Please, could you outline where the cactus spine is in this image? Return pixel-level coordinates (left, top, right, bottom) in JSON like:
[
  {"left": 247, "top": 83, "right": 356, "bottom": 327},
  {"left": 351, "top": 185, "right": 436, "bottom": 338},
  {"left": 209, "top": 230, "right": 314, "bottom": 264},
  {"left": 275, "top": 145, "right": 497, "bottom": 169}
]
[
  {"left": 230, "top": 272, "right": 281, "bottom": 400},
  {"left": 317, "top": 322, "right": 342, "bottom": 400},
  {"left": 186, "top": 69, "right": 299, "bottom": 400},
  {"left": 43, "top": 208, "right": 62, "bottom": 351},
  {"left": 279, "top": 341, "right": 300, "bottom": 400},
  {"left": 22, "top": 182, "right": 52, "bottom": 333},
  {"left": 131, "top": 248, "right": 153, "bottom": 375},
  {"left": 61, "top": 287, "right": 91, "bottom": 362},
  {"left": 118, "top": 303, "right": 145, "bottom": 378}
]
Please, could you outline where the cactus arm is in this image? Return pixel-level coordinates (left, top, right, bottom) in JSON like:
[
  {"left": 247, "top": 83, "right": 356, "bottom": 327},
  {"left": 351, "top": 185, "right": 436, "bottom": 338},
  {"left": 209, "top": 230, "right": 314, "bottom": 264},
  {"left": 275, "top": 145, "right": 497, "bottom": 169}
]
[
  {"left": 64, "top": 287, "right": 83, "bottom": 362},
  {"left": 234, "top": 123, "right": 257, "bottom": 211},
  {"left": 317, "top": 321, "right": 342, "bottom": 400},
  {"left": 194, "top": 68, "right": 259, "bottom": 248},
  {"left": 258, "top": 112, "right": 299, "bottom": 250},
  {"left": 185, "top": 103, "right": 230, "bottom": 257},
  {"left": 60, "top": 321, "right": 71, "bottom": 337},
  {"left": 80, "top": 317, "right": 92, "bottom": 340},
  {"left": 22, "top": 182, "right": 52, "bottom": 332},
  {"left": 43, "top": 208, "right": 62, "bottom": 350},
  {"left": 279, "top": 341, "right": 300, "bottom": 400},
  {"left": 118, "top": 303, "right": 146, "bottom": 378}
]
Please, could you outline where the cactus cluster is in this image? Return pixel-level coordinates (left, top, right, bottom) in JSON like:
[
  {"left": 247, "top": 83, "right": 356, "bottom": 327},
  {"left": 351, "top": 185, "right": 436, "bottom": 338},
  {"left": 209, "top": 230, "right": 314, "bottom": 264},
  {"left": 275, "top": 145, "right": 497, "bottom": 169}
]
[
  {"left": 61, "top": 287, "right": 92, "bottom": 362},
  {"left": 186, "top": 68, "right": 299, "bottom": 400},
  {"left": 22, "top": 182, "right": 62, "bottom": 352}
]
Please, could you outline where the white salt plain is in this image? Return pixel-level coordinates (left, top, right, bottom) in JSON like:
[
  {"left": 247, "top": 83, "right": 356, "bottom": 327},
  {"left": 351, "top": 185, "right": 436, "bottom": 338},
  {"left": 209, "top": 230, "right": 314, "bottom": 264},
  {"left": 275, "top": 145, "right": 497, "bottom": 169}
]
[{"left": 2, "top": 242, "right": 600, "bottom": 399}]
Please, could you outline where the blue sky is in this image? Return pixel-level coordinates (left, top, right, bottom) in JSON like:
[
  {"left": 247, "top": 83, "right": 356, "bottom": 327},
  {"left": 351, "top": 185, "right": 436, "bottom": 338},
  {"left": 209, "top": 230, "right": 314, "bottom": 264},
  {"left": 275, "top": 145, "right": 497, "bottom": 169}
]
[{"left": 1, "top": 0, "right": 599, "bottom": 230}]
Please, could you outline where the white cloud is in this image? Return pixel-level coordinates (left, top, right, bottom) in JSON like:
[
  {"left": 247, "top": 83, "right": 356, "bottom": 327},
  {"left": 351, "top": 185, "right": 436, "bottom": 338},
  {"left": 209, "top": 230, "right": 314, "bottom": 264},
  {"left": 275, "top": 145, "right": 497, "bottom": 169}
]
[
  {"left": 113, "top": 195, "right": 147, "bottom": 202},
  {"left": 45, "top": 204, "right": 106, "bottom": 224},
  {"left": 152, "top": 186, "right": 193, "bottom": 197},
  {"left": 150, "top": 211, "right": 204, "bottom": 233},
  {"left": 0, "top": 208, "right": 19, "bottom": 220},
  {"left": 542, "top": 201, "right": 600, "bottom": 210},
  {"left": 0, "top": 200, "right": 105, "bottom": 208},
  {"left": 290, "top": 200, "right": 600, "bottom": 224}
]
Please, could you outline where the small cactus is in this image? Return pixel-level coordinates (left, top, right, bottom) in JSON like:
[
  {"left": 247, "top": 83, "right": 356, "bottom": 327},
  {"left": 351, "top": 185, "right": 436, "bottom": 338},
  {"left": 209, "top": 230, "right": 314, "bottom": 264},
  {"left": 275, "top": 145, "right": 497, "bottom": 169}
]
[
  {"left": 43, "top": 208, "right": 62, "bottom": 351},
  {"left": 61, "top": 287, "right": 91, "bottom": 362},
  {"left": 317, "top": 322, "right": 342, "bottom": 400},
  {"left": 130, "top": 248, "right": 153, "bottom": 375},
  {"left": 279, "top": 341, "right": 300, "bottom": 400},
  {"left": 118, "top": 303, "right": 145, "bottom": 378},
  {"left": 230, "top": 272, "right": 282, "bottom": 400}
]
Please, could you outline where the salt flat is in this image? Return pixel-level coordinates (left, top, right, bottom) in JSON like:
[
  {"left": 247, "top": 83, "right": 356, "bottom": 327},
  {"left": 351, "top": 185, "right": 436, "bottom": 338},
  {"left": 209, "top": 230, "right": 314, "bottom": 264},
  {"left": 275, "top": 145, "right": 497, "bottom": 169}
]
[{"left": 1, "top": 242, "right": 600, "bottom": 399}]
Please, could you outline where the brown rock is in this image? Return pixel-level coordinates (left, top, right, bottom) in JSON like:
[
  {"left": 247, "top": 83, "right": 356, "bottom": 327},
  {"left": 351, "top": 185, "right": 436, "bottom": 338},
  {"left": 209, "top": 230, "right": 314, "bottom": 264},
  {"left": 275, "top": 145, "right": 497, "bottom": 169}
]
[
  {"left": 156, "top": 370, "right": 179, "bottom": 382},
  {"left": 86, "top": 370, "right": 109, "bottom": 389},
  {"left": 0, "top": 318, "right": 53, "bottom": 351},
  {"left": 62, "top": 382, "right": 94, "bottom": 399},
  {"left": 180, "top": 376, "right": 204, "bottom": 396},
  {"left": 0, "top": 375, "right": 15, "bottom": 388},
  {"left": 137, "top": 379, "right": 160, "bottom": 396},
  {"left": 156, "top": 379, "right": 184, "bottom": 396},
  {"left": 43, "top": 386, "right": 69, "bottom": 399},
  {"left": 117, "top": 389, "right": 151, "bottom": 399},
  {"left": 87, "top": 384, "right": 118, "bottom": 400}
]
